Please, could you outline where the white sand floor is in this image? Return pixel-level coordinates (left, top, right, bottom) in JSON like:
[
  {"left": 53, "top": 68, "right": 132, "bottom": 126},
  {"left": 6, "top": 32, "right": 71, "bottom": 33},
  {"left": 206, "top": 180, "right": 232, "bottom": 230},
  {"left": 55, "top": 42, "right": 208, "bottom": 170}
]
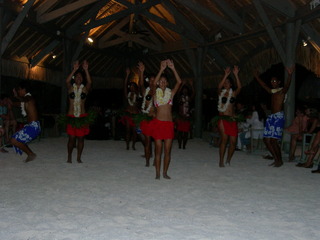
[{"left": 0, "top": 137, "right": 319, "bottom": 240}]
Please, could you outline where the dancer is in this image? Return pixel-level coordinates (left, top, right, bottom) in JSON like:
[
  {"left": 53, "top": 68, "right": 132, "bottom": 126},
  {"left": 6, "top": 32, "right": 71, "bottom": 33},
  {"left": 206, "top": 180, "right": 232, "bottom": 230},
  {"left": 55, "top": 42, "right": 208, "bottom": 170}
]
[
  {"left": 254, "top": 66, "right": 294, "bottom": 167},
  {"left": 151, "top": 59, "right": 181, "bottom": 179},
  {"left": 65, "top": 60, "right": 92, "bottom": 163},
  {"left": 11, "top": 81, "right": 41, "bottom": 162},
  {"left": 137, "top": 62, "right": 156, "bottom": 166},
  {"left": 216, "top": 66, "right": 241, "bottom": 167},
  {"left": 122, "top": 68, "right": 140, "bottom": 150},
  {"left": 176, "top": 79, "right": 194, "bottom": 149}
]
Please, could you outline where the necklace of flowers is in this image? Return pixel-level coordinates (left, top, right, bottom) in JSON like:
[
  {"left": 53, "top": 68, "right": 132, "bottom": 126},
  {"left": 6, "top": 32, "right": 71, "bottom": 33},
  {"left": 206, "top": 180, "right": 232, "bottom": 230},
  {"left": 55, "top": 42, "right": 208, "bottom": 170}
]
[
  {"left": 127, "top": 92, "right": 137, "bottom": 106},
  {"left": 156, "top": 87, "right": 171, "bottom": 106},
  {"left": 141, "top": 87, "right": 153, "bottom": 113},
  {"left": 218, "top": 88, "right": 233, "bottom": 112},
  {"left": 21, "top": 93, "right": 31, "bottom": 117},
  {"left": 73, "top": 83, "right": 84, "bottom": 117}
]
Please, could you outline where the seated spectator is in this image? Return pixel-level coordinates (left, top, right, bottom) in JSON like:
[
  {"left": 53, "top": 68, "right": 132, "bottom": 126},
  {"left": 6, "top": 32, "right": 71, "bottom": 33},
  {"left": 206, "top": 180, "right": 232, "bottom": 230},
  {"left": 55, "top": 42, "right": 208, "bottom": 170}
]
[
  {"left": 237, "top": 111, "right": 252, "bottom": 151},
  {"left": 0, "top": 125, "right": 8, "bottom": 152},
  {"left": 301, "top": 130, "right": 320, "bottom": 168},
  {"left": 285, "top": 106, "right": 309, "bottom": 161},
  {"left": 246, "top": 104, "right": 265, "bottom": 150},
  {"left": 1, "top": 94, "right": 17, "bottom": 144}
]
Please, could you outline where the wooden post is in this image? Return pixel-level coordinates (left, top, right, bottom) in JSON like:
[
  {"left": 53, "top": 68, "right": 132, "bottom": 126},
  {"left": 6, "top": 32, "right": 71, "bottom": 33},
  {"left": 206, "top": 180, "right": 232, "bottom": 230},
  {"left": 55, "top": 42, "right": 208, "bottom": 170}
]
[{"left": 0, "top": 0, "right": 3, "bottom": 95}]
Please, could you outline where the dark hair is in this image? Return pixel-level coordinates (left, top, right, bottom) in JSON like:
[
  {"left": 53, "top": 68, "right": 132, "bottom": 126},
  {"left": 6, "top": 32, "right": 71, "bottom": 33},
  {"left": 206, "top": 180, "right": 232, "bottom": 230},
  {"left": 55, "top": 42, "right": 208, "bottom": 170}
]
[
  {"left": 17, "top": 81, "right": 31, "bottom": 93},
  {"left": 72, "top": 69, "right": 87, "bottom": 85},
  {"left": 128, "top": 81, "right": 138, "bottom": 91}
]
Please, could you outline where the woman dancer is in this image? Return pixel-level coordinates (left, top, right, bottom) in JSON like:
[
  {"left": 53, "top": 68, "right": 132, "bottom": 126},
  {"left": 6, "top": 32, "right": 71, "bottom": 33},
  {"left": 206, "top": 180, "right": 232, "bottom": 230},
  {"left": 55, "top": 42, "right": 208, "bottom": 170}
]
[
  {"left": 176, "top": 79, "right": 194, "bottom": 149},
  {"left": 66, "top": 60, "right": 92, "bottom": 163},
  {"left": 137, "top": 62, "right": 156, "bottom": 166},
  {"left": 122, "top": 68, "right": 140, "bottom": 150},
  {"left": 151, "top": 59, "right": 181, "bottom": 179},
  {"left": 217, "top": 66, "right": 241, "bottom": 167}
]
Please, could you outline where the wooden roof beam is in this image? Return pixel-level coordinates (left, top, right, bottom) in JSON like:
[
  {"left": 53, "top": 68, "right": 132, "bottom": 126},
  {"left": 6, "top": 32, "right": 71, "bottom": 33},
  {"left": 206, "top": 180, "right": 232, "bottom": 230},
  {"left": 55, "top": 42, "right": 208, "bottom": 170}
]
[
  {"left": 253, "top": 0, "right": 286, "bottom": 64},
  {"left": 98, "top": 16, "right": 130, "bottom": 44},
  {"left": 212, "top": 0, "right": 244, "bottom": 31},
  {"left": 30, "top": 40, "right": 60, "bottom": 67},
  {"left": 38, "top": 0, "right": 100, "bottom": 24},
  {"left": 260, "top": 0, "right": 296, "bottom": 18},
  {"left": 162, "top": 0, "right": 205, "bottom": 44},
  {"left": 1, "top": 0, "right": 36, "bottom": 57},
  {"left": 83, "top": 0, "right": 162, "bottom": 31},
  {"left": 67, "top": 0, "right": 111, "bottom": 37},
  {"left": 302, "top": 24, "right": 320, "bottom": 54},
  {"left": 174, "top": 0, "right": 242, "bottom": 34},
  {"left": 141, "top": 10, "right": 199, "bottom": 43}
]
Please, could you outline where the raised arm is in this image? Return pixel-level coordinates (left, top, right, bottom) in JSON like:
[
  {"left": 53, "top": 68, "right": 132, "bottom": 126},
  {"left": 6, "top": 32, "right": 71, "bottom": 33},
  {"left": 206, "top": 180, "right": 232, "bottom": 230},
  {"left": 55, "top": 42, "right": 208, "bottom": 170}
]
[
  {"left": 66, "top": 61, "right": 80, "bottom": 88},
  {"left": 153, "top": 60, "right": 167, "bottom": 86},
  {"left": 123, "top": 68, "right": 130, "bottom": 98},
  {"left": 218, "top": 67, "right": 231, "bottom": 93},
  {"left": 254, "top": 69, "right": 271, "bottom": 93},
  {"left": 233, "top": 65, "right": 242, "bottom": 96},
  {"left": 167, "top": 59, "right": 182, "bottom": 95},
  {"left": 137, "top": 62, "right": 146, "bottom": 94},
  {"left": 82, "top": 60, "right": 92, "bottom": 91},
  {"left": 283, "top": 65, "right": 295, "bottom": 94}
]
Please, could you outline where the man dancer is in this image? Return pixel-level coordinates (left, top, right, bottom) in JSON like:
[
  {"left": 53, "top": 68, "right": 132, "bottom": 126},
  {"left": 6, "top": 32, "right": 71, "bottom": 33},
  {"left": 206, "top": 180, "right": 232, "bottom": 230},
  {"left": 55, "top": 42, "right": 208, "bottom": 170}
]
[
  {"left": 11, "top": 81, "right": 41, "bottom": 162},
  {"left": 254, "top": 66, "right": 294, "bottom": 167}
]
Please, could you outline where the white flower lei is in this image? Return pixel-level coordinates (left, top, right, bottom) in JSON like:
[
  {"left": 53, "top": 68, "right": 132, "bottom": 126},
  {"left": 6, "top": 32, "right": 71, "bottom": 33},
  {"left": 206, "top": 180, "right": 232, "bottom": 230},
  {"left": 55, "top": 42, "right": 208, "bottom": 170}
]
[
  {"left": 217, "top": 88, "right": 233, "bottom": 113},
  {"left": 127, "top": 92, "right": 137, "bottom": 106},
  {"left": 156, "top": 88, "right": 171, "bottom": 106},
  {"left": 21, "top": 93, "right": 31, "bottom": 117},
  {"left": 73, "top": 83, "right": 84, "bottom": 117},
  {"left": 141, "top": 87, "right": 152, "bottom": 113}
]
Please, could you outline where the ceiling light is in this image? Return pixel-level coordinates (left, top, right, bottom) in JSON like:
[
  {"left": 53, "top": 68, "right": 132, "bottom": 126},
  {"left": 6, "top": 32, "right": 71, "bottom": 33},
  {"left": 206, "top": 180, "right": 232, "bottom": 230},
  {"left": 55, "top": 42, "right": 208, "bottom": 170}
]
[
  {"left": 52, "top": 54, "right": 57, "bottom": 59},
  {"left": 88, "top": 37, "right": 94, "bottom": 43},
  {"left": 302, "top": 39, "right": 308, "bottom": 47}
]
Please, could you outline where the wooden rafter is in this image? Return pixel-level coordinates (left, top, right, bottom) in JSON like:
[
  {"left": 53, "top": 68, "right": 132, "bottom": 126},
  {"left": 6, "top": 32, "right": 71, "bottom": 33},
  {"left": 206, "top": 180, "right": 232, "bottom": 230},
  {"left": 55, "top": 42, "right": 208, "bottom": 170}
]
[{"left": 37, "top": 0, "right": 100, "bottom": 24}]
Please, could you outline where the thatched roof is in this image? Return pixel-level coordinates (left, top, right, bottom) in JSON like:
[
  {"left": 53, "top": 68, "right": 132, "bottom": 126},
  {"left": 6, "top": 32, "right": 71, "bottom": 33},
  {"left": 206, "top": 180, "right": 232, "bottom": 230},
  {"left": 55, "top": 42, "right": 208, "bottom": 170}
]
[{"left": 1, "top": 0, "right": 320, "bottom": 89}]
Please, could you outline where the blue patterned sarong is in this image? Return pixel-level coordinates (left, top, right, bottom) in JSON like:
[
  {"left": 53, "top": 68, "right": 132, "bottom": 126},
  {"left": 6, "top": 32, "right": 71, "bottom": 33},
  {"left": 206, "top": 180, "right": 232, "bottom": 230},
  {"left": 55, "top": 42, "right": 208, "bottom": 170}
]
[
  {"left": 12, "top": 121, "right": 41, "bottom": 155},
  {"left": 263, "top": 111, "right": 284, "bottom": 140}
]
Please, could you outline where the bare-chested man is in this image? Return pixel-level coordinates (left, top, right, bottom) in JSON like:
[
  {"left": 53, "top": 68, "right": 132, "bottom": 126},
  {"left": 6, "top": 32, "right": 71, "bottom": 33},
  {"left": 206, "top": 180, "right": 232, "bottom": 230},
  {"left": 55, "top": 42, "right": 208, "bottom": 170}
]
[
  {"left": 254, "top": 66, "right": 295, "bottom": 167},
  {"left": 11, "top": 81, "right": 41, "bottom": 162}
]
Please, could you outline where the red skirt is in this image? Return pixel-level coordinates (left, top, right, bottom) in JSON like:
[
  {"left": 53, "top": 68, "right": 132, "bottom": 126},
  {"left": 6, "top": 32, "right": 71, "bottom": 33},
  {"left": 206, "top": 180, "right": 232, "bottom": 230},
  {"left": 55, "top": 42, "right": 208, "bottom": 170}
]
[
  {"left": 150, "top": 118, "right": 174, "bottom": 140},
  {"left": 119, "top": 115, "right": 135, "bottom": 127},
  {"left": 140, "top": 119, "right": 152, "bottom": 136},
  {"left": 66, "top": 114, "right": 90, "bottom": 137},
  {"left": 219, "top": 119, "right": 238, "bottom": 137},
  {"left": 176, "top": 119, "right": 191, "bottom": 132}
]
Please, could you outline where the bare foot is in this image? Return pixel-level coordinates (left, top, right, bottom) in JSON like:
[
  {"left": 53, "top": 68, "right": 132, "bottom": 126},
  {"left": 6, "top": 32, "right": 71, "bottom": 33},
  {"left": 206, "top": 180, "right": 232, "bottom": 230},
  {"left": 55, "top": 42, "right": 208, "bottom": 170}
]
[
  {"left": 67, "top": 160, "right": 72, "bottom": 163},
  {"left": 155, "top": 175, "right": 160, "bottom": 180},
  {"left": 274, "top": 162, "right": 283, "bottom": 167},
  {"left": 219, "top": 162, "right": 225, "bottom": 167},
  {"left": 225, "top": 160, "right": 231, "bottom": 166},
  {"left": 25, "top": 154, "right": 36, "bottom": 163},
  {"left": 163, "top": 173, "right": 171, "bottom": 179},
  {"left": 268, "top": 162, "right": 275, "bottom": 166},
  {"left": 0, "top": 148, "right": 8, "bottom": 153},
  {"left": 77, "top": 159, "right": 83, "bottom": 163}
]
